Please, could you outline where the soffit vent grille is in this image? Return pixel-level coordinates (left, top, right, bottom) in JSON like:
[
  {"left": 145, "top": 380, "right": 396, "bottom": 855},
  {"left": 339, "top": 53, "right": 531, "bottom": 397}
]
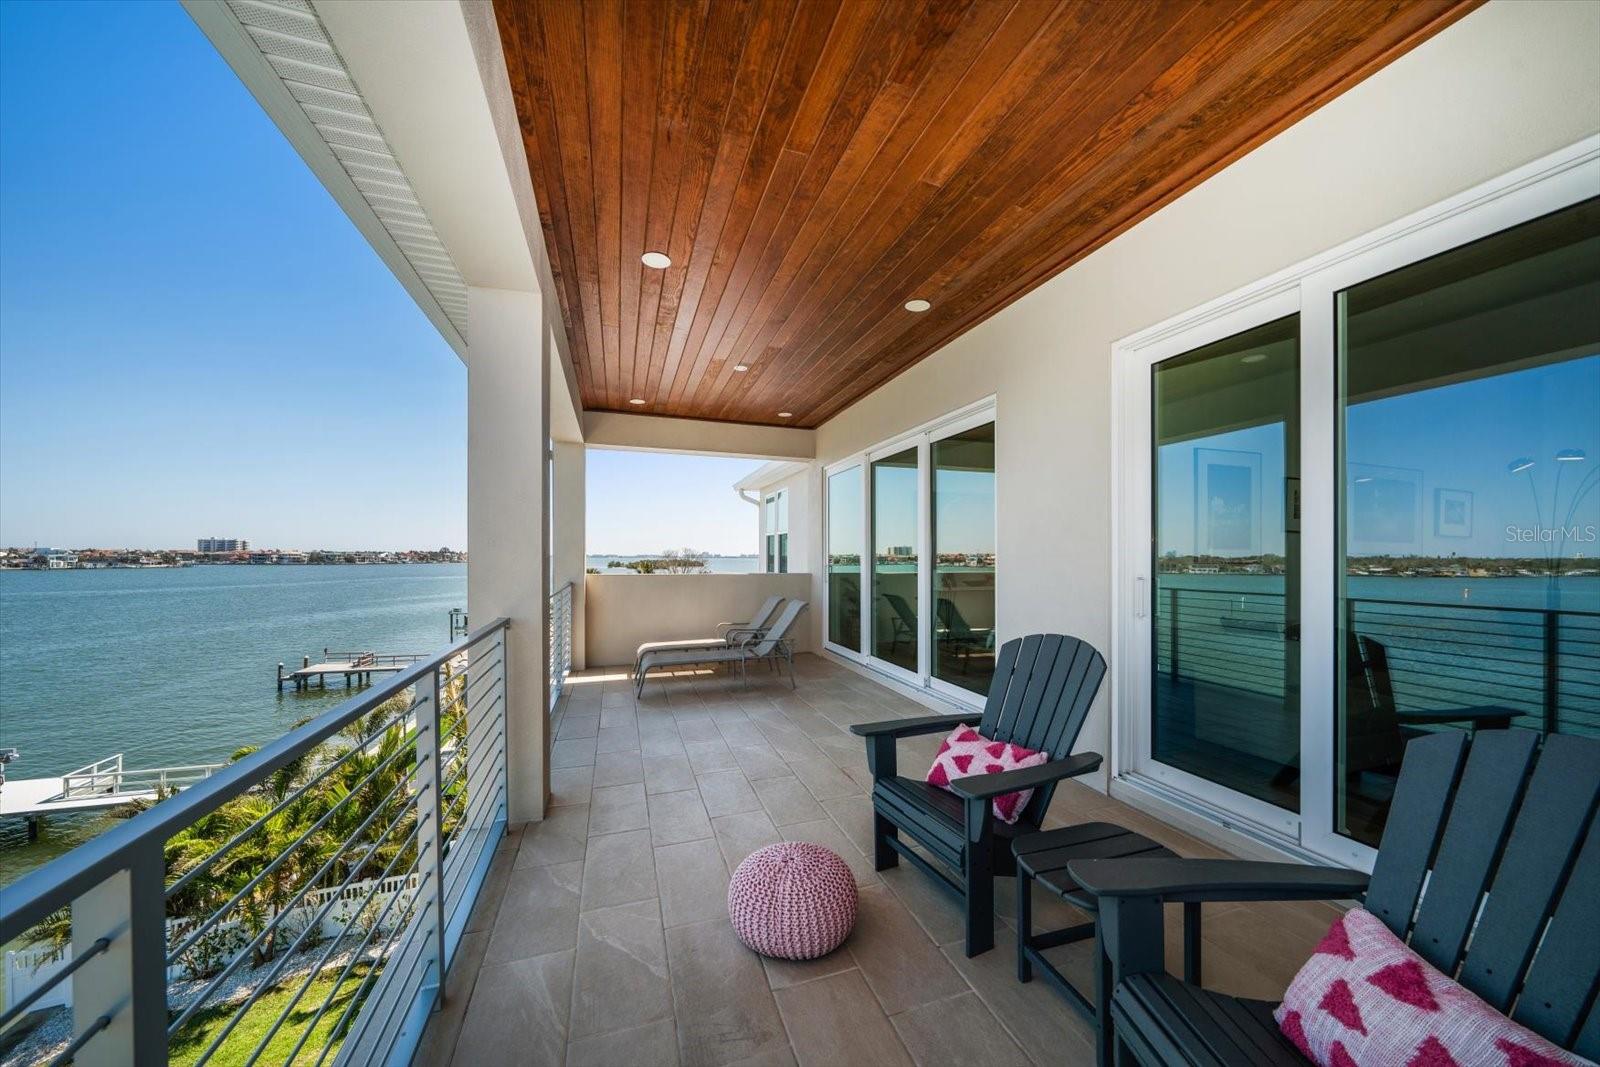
[{"left": 223, "top": 0, "right": 469, "bottom": 332}]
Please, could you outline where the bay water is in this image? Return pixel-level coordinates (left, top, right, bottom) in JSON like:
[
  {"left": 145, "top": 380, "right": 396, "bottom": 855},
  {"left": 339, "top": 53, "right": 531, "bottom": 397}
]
[{"left": 0, "top": 564, "right": 466, "bottom": 882}]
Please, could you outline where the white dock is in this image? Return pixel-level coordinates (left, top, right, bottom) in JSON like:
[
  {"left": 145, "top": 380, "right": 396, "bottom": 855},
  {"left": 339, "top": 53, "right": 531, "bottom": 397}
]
[
  {"left": 0, "top": 754, "right": 221, "bottom": 837},
  {"left": 278, "top": 649, "right": 426, "bottom": 691}
]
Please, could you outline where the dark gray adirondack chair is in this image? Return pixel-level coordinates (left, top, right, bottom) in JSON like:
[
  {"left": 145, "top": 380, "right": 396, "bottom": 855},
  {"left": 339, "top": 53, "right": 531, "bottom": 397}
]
[
  {"left": 851, "top": 634, "right": 1107, "bottom": 956},
  {"left": 1071, "top": 730, "right": 1600, "bottom": 1066}
]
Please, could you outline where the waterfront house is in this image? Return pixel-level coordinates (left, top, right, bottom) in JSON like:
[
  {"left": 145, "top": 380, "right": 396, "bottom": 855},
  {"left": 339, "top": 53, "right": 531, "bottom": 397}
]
[{"left": 3, "top": 2, "right": 1597, "bottom": 1065}]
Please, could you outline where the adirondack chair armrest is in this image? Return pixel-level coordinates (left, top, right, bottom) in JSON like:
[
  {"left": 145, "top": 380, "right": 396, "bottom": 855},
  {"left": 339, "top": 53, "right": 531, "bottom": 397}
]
[
  {"left": 946, "top": 751, "right": 1103, "bottom": 800},
  {"left": 849, "top": 713, "right": 981, "bottom": 739},
  {"left": 852, "top": 713, "right": 982, "bottom": 781},
  {"left": 1067, "top": 857, "right": 1370, "bottom": 904}
]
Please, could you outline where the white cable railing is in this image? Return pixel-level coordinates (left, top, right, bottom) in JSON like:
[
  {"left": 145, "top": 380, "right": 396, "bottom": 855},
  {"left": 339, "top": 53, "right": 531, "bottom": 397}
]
[
  {"left": 0, "top": 618, "right": 511, "bottom": 1067},
  {"left": 549, "top": 582, "right": 573, "bottom": 710}
]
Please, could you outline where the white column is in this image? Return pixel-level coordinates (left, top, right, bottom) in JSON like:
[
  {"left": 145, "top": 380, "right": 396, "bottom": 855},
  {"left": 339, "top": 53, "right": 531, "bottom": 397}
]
[
  {"left": 552, "top": 440, "right": 587, "bottom": 671},
  {"left": 468, "top": 286, "right": 548, "bottom": 824}
]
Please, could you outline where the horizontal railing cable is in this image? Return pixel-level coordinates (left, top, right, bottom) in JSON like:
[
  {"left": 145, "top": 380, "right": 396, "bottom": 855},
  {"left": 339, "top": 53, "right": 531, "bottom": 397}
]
[{"left": 0, "top": 937, "right": 110, "bottom": 1029}]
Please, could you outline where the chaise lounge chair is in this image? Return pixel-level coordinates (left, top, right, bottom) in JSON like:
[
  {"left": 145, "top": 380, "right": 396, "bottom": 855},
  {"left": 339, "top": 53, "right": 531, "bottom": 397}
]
[
  {"left": 631, "top": 595, "right": 786, "bottom": 678},
  {"left": 634, "top": 599, "right": 807, "bottom": 696}
]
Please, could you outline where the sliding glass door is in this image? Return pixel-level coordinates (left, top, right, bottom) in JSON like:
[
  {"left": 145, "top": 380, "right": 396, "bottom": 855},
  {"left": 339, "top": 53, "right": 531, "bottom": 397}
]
[
  {"left": 870, "top": 447, "right": 921, "bottom": 677},
  {"left": 1333, "top": 198, "right": 1600, "bottom": 847},
  {"left": 1118, "top": 149, "right": 1598, "bottom": 866},
  {"left": 932, "top": 422, "right": 996, "bottom": 695},
  {"left": 824, "top": 404, "right": 997, "bottom": 705},
  {"left": 826, "top": 467, "right": 863, "bottom": 652},
  {"left": 1151, "top": 316, "right": 1301, "bottom": 814}
]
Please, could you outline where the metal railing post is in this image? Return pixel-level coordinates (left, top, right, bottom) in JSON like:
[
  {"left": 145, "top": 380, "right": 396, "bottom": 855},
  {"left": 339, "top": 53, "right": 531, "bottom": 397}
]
[
  {"left": 1543, "top": 610, "right": 1560, "bottom": 736},
  {"left": 414, "top": 665, "right": 446, "bottom": 1010},
  {"left": 70, "top": 839, "right": 167, "bottom": 1066}
]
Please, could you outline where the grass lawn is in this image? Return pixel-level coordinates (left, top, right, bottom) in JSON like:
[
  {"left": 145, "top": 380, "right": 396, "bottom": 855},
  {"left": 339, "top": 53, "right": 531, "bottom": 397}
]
[{"left": 168, "top": 961, "right": 374, "bottom": 1067}]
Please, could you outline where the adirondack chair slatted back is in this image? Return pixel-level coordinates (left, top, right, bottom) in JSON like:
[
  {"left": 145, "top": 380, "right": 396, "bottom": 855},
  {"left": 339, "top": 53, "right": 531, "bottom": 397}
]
[
  {"left": 1364, "top": 730, "right": 1600, "bottom": 1055},
  {"left": 750, "top": 600, "right": 806, "bottom": 656},
  {"left": 978, "top": 634, "right": 1106, "bottom": 822}
]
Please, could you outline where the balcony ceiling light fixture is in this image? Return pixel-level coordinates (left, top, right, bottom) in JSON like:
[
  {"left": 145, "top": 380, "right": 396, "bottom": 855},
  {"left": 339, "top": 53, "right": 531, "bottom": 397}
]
[
  {"left": 641, "top": 251, "right": 672, "bottom": 269},
  {"left": 904, "top": 298, "right": 931, "bottom": 313},
  {"left": 777, "top": 411, "right": 793, "bottom": 418},
  {"left": 1240, "top": 352, "right": 1268, "bottom": 364},
  {"left": 629, "top": 398, "right": 646, "bottom": 406},
  {"left": 733, "top": 364, "right": 749, "bottom": 372}
]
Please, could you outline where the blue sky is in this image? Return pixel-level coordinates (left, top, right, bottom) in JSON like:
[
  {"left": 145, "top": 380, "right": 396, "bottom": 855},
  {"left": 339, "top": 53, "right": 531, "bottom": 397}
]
[{"left": 0, "top": 1, "right": 758, "bottom": 554}]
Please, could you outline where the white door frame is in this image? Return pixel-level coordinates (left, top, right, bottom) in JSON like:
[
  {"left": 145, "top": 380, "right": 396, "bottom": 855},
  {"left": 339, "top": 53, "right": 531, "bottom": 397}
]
[{"left": 1112, "top": 135, "right": 1600, "bottom": 868}]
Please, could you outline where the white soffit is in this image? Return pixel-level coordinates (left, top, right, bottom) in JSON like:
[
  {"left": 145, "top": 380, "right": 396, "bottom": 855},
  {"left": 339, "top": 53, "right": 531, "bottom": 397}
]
[{"left": 183, "top": 0, "right": 469, "bottom": 354}]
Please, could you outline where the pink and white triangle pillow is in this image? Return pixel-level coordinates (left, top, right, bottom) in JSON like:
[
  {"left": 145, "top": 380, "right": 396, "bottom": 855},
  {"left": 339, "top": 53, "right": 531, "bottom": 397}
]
[
  {"left": 924, "top": 724, "right": 1048, "bottom": 824},
  {"left": 1275, "top": 907, "right": 1588, "bottom": 1067}
]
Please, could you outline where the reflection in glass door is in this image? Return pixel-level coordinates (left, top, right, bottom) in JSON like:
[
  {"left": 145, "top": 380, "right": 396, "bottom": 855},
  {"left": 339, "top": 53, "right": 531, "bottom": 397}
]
[
  {"left": 932, "top": 422, "right": 996, "bottom": 695},
  {"left": 871, "top": 448, "right": 920, "bottom": 673},
  {"left": 1335, "top": 198, "right": 1600, "bottom": 847},
  {"left": 1151, "top": 316, "right": 1301, "bottom": 811},
  {"left": 827, "top": 467, "right": 863, "bottom": 651}
]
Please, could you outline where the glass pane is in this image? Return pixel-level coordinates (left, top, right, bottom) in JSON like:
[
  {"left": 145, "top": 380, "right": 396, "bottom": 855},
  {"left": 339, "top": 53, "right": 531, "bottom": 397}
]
[
  {"left": 776, "top": 490, "right": 788, "bottom": 533},
  {"left": 1336, "top": 198, "right": 1600, "bottom": 847},
  {"left": 778, "top": 533, "right": 788, "bottom": 574},
  {"left": 1152, "top": 315, "right": 1300, "bottom": 811},
  {"left": 827, "top": 467, "right": 863, "bottom": 651},
  {"left": 932, "top": 422, "right": 996, "bottom": 694},
  {"left": 872, "top": 448, "right": 919, "bottom": 671}
]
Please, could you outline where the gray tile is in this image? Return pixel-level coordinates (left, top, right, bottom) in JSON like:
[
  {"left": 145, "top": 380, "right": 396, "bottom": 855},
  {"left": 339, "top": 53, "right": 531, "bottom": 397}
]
[
  {"left": 772, "top": 969, "right": 912, "bottom": 1067},
  {"left": 752, "top": 776, "right": 825, "bottom": 827},
  {"left": 464, "top": 845, "right": 515, "bottom": 935},
  {"left": 596, "top": 725, "right": 641, "bottom": 754},
  {"left": 890, "top": 991, "right": 1031, "bottom": 1067},
  {"left": 848, "top": 884, "right": 967, "bottom": 1014},
  {"left": 667, "top": 919, "right": 791, "bottom": 1066},
  {"left": 940, "top": 936, "right": 1098, "bottom": 1065},
  {"left": 656, "top": 838, "right": 730, "bottom": 928},
  {"left": 550, "top": 765, "right": 594, "bottom": 808},
  {"left": 685, "top": 738, "right": 739, "bottom": 773},
  {"left": 589, "top": 782, "right": 650, "bottom": 836},
  {"left": 643, "top": 753, "right": 698, "bottom": 795},
  {"left": 759, "top": 946, "right": 856, "bottom": 991},
  {"left": 715, "top": 719, "right": 768, "bottom": 748},
  {"left": 787, "top": 756, "right": 860, "bottom": 802},
  {"left": 569, "top": 899, "right": 673, "bottom": 1040},
  {"left": 600, "top": 705, "right": 638, "bottom": 728},
  {"left": 485, "top": 860, "right": 582, "bottom": 963},
  {"left": 730, "top": 745, "right": 794, "bottom": 781},
  {"left": 780, "top": 819, "right": 878, "bottom": 887},
  {"left": 677, "top": 716, "right": 723, "bottom": 743},
  {"left": 879, "top": 861, "right": 965, "bottom": 946},
  {"left": 712, "top": 810, "right": 782, "bottom": 870},
  {"left": 552, "top": 737, "right": 599, "bottom": 769},
  {"left": 696, "top": 770, "right": 762, "bottom": 817},
  {"left": 580, "top": 828, "right": 657, "bottom": 910},
  {"left": 451, "top": 950, "right": 572, "bottom": 1067},
  {"left": 641, "top": 733, "right": 688, "bottom": 758},
  {"left": 819, "top": 795, "right": 877, "bottom": 859},
  {"left": 593, "top": 749, "right": 645, "bottom": 787},
  {"left": 516, "top": 804, "right": 589, "bottom": 868},
  {"left": 567, "top": 1019, "right": 679, "bottom": 1067},
  {"left": 649, "top": 788, "right": 715, "bottom": 847},
  {"left": 556, "top": 713, "right": 600, "bottom": 740}
]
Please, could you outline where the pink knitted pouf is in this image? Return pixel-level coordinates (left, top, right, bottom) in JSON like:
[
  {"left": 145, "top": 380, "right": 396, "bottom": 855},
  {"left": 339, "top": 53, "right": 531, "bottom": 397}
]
[{"left": 728, "top": 842, "right": 858, "bottom": 959}]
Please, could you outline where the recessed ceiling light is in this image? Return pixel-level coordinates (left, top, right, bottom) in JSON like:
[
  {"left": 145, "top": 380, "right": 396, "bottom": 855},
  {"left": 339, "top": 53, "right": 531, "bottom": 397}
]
[
  {"left": 1241, "top": 352, "right": 1268, "bottom": 364},
  {"left": 628, "top": 398, "right": 646, "bottom": 406},
  {"left": 733, "top": 364, "right": 749, "bottom": 372},
  {"left": 777, "top": 412, "right": 793, "bottom": 418},
  {"left": 640, "top": 251, "right": 671, "bottom": 269},
  {"left": 904, "top": 299, "right": 931, "bottom": 313}
]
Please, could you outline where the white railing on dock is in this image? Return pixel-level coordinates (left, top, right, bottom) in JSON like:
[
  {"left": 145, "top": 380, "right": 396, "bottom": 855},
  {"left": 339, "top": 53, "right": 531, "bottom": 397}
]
[
  {"left": 0, "top": 618, "right": 511, "bottom": 1067},
  {"left": 549, "top": 581, "right": 573, "bottom": 710},
  {"left": 60, "top": 757, "right": 223, "bottom": 800}
]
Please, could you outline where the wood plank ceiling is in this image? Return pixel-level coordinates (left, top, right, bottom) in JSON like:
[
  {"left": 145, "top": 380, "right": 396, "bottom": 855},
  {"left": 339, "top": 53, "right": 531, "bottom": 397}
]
[{"left": 494, "top": 0, "right": 1477, "bottom": 428}]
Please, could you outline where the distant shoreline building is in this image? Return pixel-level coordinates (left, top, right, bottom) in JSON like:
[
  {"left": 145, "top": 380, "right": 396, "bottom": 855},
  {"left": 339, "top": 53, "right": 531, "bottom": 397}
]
[{"left": 198, "top": 537, "right": 249, "bottom": 553}]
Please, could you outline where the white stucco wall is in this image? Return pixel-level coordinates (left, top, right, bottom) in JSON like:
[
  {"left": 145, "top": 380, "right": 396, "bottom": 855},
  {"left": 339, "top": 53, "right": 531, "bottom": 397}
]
[
  {"left": 806, "top": 0, "right": 1600, "bottom": 784},
  {"left": 584, "top": 573, "right": 816, "bottom": 668}
]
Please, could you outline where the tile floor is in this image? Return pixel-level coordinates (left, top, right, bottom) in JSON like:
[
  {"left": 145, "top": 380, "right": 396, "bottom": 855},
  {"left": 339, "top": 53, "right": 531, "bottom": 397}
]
[{"left": 415, "top": 655, "right": 1341, "bottom": 1067}]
